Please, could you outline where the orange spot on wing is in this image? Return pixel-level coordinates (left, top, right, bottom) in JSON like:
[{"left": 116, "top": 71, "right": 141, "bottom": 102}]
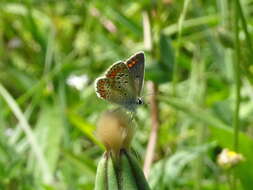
[
  {"left": 98, "top": 90, "right": 107, "bottom": 98},
  {"left": 107, "top": 67, "right": 124, "bottom": 78},
  {"left": 127, "top": 59, "right": 139, "bottom": 68},
  {"left": 97, "top": 80, "right": 108, "bottom": 99}
]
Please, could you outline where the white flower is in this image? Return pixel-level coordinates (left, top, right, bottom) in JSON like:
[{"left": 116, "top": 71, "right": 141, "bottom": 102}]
[
  {"left": 5, "top": 128, "right": 14, "bottom": 137},
  {"left": 66, "top": 74, "right": 89, "bottom": 90}
]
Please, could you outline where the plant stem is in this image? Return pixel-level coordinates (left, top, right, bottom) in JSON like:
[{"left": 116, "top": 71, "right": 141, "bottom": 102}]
[
  {"left": 143, "top": 81, "right": 160, "bottom": 178},
  {"left": 235, "top": 0, "right": 253, "bottom": 58},
  {"left": 232, "top": 0, "right": 241, "bottom": 154},
  {"left": 232, "top": 0, "right": 241, "bottom": 189},
  {"left": 191, "top": 51, "right": 206, "bottom": 190},
  {"left": 172, "top": 0, "right": 191, "bottom": 95},
  {"left": 234, "top": 0, "right": 253, "bottom": 84},
  {"left": 142, "top": 7, "right": 160, "bottom": 178}
]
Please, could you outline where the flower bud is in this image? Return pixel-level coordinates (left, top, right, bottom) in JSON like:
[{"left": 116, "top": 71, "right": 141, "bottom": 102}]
[
  {"left": 95, "top": 109, "right": 150, "bottom": 190},
  {"left": 96, "top": 109, "right": 134, "bottom": 155}
]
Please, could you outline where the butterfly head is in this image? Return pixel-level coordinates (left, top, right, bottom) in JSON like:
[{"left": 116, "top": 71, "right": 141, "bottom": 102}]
[
  {"left": 136, "top": 97, "right": 144, "bottom": 105},
  {"left": 123, "top": 97, "right": 144, "bottom": 112}
]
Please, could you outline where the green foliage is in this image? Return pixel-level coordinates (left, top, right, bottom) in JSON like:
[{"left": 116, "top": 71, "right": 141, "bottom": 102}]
[
  {"left": 0, "top": 0, "right": 253, "bottom": 189},
  {"left": 94, "top": 151, "right": 150, "bottom": 190}
]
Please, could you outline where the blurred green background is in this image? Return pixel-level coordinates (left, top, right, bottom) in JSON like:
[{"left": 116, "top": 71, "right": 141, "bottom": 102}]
[{"left": 1, "top": 0, "right": 253, "bottom": 189}]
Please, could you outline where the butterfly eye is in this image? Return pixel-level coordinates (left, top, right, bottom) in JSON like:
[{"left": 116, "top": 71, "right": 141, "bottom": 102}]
[{"left": 136, "top": 98, "right": 143, "bottom": 105}]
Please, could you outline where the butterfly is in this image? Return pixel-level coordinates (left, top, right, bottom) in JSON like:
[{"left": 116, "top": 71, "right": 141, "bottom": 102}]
[{"left": 95, "top": 52, "right": 145, "bottom": 111}]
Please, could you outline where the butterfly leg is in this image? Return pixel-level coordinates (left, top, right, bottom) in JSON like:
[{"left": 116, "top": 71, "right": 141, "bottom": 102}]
[
  {"left": 112, "top": 107, "right": 122, "bottom": 113},
  {"left": 130, "top": 111, "right": 135, "bottom": 121}
]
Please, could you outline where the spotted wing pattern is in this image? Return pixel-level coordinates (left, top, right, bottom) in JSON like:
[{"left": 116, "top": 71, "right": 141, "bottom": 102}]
[
  {"left": 125, "top": 52, "right": 145, "bottom": 96},
  {"left": 95, "top": 62, "right": 136, "bottom": 108},
  {"left": 105, "top": 61, "right": 135, "bottom": 95}
]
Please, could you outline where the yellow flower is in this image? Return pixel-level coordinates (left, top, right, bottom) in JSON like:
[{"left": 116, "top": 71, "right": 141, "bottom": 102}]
[{"left": 217, "top": 148, "right": 244, "bottom": 169}]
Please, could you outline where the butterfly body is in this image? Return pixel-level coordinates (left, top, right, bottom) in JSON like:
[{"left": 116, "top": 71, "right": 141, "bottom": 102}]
[{"left": 95, "top": 52, "right": 145, "bottom": 111}]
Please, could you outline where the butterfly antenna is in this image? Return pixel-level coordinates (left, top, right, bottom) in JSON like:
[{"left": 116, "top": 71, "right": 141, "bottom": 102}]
[
  {"left": 139, "top": 92, "right": 157, "bottom": 106},
  {"left": 141, "top": 91, "right": 159, "bottom": 98}
]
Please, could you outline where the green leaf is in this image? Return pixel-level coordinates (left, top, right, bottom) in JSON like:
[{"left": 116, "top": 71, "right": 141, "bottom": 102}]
[
  {"left": 121, "top": 153, "right": 139, "bottom": 190},
  {"left": 125, "top": 151, "right": 151, "bottom": 190},
  {"left": 95, "top": 154, "right": 107, "bottom": 190},
  {"left": 159, "top": 34, "right": 174, "bottom": 81},
  {"left": 64, "top": 151, "right": 97, "bottom": 177},
  {"left": 107, "top": 155, "right": 119, "bottom": 190},
  {"left": 68, "top": 112, "right": 104, "bottom": 149},
  {"left": 30, "top": 103, "right": 64, "bottom": 177}
]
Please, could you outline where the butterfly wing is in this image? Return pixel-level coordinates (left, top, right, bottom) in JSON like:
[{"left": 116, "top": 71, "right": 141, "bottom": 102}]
[
  {"left": 95, "top": 62, "right": 136, "bottom": 109},
  {"left": 125, "top": 52, "right": 145, "bottom": 96}
]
